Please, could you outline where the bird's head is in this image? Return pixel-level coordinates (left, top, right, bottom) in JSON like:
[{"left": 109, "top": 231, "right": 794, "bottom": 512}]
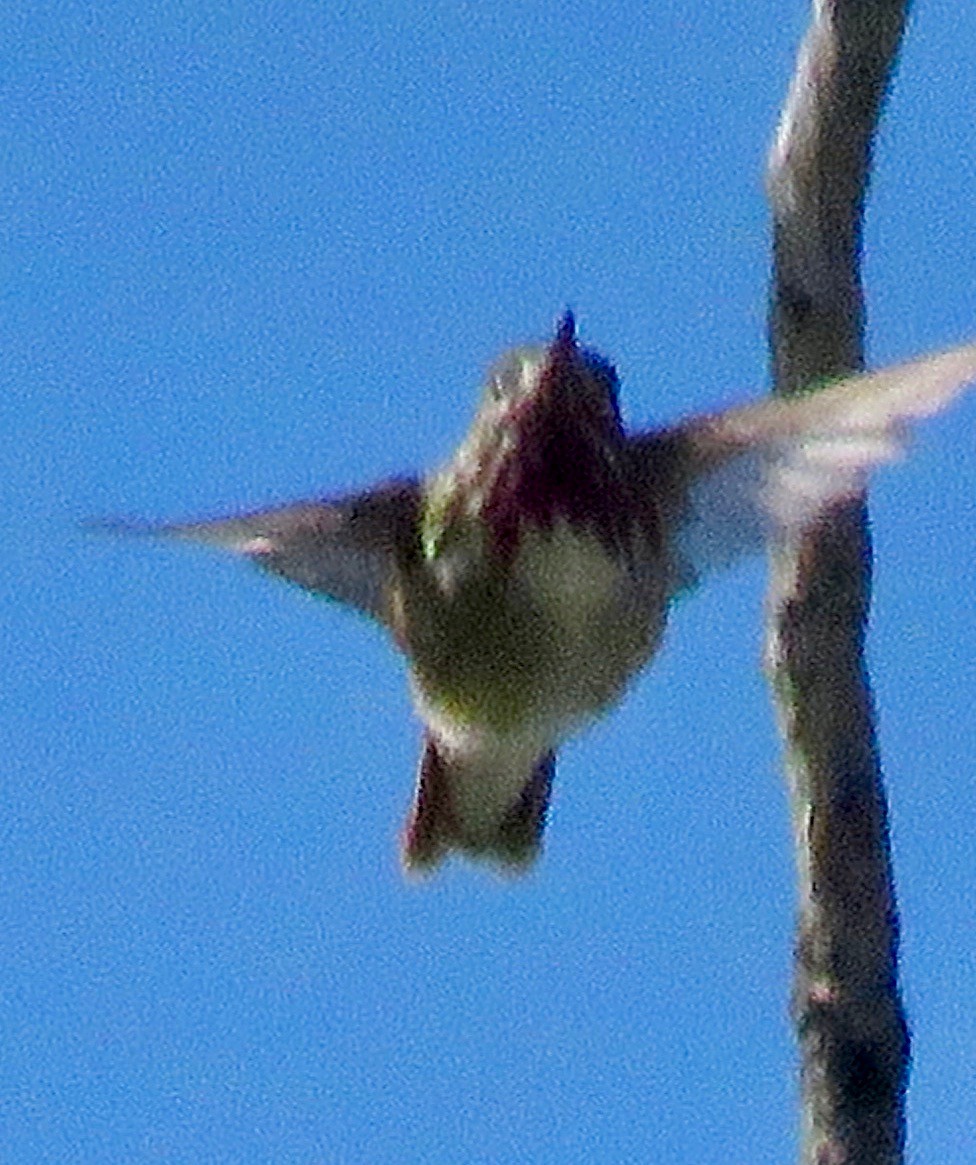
[
  {"left": 476, "top": 309, "right": 622, "bottom": 441},
  {"left": 424, "top": 312, "right": 631, "bottom": 563}
]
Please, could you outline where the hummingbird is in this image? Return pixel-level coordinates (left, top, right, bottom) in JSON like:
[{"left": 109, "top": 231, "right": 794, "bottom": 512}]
[{"left": 110, "top": 312, "right": 976, "bottom": 874}]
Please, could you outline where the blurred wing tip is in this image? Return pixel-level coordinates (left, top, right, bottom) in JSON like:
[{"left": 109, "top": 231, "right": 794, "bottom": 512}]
[
  {"left": 155, "top": 520, "right": 266, "bottom": 553},
  {"left": 866, "top": 338, "right": 976, "bottom": 416},
  {"left": 82, "top": 514, "right": 257, "bottom": 553}
]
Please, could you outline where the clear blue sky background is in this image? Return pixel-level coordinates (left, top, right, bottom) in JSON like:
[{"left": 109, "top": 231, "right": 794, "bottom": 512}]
[{"left": 4, "top": 3, "right": 975, "bottom": 1162}]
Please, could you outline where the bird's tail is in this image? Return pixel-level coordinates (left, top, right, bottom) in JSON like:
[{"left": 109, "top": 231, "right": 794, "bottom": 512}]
[{"left": 402, "top": 736, "right": 554, "bottom": 876}]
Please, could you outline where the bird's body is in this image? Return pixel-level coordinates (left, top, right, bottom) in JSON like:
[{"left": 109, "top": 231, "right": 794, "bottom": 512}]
[
  {"left": 397, "top": 517, "right": 667, "bottom": 868},
  {"left": 404, "top": 519, "right": 662, "bottom": 742},
  {"left": 110, "top": 313, "right": 976, "bottom": 874},
  {"left": 374, "top": 320, "right": 675, "bottom": 868}
]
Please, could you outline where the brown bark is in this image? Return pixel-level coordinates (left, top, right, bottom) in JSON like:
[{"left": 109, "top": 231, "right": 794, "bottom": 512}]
[{"left": 765, "top": 3, "right": 913, "bottom": 1162}]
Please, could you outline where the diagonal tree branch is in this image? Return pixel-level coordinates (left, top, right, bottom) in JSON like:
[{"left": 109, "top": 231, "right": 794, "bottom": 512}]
[{"left": 766, "top": 2, "right": 912, "bottom": 1163}]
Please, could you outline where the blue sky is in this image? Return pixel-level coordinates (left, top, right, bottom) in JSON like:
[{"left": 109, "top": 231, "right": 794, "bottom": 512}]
[{"left": 5, "top": 3, "right": 976, "bottom": 1162}]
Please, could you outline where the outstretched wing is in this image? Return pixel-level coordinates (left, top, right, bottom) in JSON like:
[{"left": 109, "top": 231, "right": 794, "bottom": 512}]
[
  {"left": 628, "top": 341, "right": 976, "bottom": 582},
  {"left": 101, "top": 478, "right": 421, "bottom": 622}
]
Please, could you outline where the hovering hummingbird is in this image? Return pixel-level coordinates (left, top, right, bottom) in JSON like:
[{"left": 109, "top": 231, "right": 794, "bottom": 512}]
[{"left": 110, "top": 313, "right": 976, "bottom": 874}]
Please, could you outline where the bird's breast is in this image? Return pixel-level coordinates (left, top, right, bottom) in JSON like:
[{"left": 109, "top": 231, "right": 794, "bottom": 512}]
[
  {"left": 515, "top": 521, "right": 635, "bottom": 631},
  {"left": 402, "top": 520, "right": 667, "bottom": 743}
]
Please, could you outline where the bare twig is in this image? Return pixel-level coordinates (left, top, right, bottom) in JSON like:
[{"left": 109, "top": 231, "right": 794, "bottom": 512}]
[{"left": 766, "top": 2, "right": 912, "bottom": 1163}]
